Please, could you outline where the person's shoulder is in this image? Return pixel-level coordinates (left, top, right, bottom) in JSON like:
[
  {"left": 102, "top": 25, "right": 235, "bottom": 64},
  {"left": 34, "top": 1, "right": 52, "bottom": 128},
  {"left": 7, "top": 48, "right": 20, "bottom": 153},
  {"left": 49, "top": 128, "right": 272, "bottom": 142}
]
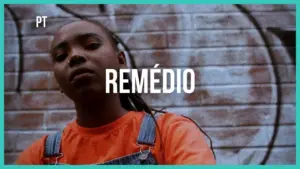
[
  {"left": 15, "top": 134, "right": 48, "bottom": 164},
  {"left": 153, "top": 111, "right": 201, "bottom": 132},
  {"left": 155, "top": 112, "right": 194, "bottom": 125},
  {"left": 135, "top": 111, "right": 198, "bottom": 131}
]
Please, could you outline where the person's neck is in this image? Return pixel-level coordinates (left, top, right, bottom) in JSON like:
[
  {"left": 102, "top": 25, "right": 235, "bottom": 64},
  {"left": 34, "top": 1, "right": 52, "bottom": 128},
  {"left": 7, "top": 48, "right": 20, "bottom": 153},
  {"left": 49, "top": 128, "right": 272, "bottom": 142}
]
[{"left": 74, "top": 94, "right": 127, "bottom": 128}]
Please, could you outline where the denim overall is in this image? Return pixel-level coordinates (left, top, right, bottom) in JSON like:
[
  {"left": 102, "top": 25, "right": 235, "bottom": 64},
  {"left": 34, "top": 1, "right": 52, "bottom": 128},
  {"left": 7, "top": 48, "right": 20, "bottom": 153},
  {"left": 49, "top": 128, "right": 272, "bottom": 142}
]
[{"left": 43, "top": 114, "right": 158, "bottom": 165}]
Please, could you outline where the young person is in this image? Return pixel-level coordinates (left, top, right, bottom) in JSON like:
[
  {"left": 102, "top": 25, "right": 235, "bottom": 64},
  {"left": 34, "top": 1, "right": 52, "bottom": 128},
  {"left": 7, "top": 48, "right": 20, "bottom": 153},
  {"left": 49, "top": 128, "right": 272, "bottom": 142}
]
[{"left": 16, "top": 20, "right": 216, "bottom": 165}]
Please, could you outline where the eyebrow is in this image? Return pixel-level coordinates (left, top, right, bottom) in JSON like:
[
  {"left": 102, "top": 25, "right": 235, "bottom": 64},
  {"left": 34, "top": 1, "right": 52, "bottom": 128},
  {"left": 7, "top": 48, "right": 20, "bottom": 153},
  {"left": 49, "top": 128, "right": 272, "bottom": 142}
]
[{"left": 51, "top": 33, "right": 103, "bottom": 53}]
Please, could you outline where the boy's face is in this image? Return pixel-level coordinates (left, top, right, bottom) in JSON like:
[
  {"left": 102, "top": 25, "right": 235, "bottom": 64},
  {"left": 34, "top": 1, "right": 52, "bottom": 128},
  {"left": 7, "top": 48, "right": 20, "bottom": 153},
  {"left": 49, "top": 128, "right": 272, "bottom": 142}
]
[{"left": 50, "top": 21, "right": 126, "bottom": 101}]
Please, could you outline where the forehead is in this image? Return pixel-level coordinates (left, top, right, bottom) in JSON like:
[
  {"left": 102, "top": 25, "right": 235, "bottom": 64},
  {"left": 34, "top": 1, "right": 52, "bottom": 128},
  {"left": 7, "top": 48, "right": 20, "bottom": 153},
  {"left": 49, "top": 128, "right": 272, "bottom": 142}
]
[{"left": 51, "top": 21, "right": 108, "bottom": 48}]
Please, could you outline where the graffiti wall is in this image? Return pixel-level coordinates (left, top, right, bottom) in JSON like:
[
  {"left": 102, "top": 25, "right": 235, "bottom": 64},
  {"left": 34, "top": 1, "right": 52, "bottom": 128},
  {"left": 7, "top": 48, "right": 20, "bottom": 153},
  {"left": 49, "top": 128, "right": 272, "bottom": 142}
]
[{"left": 4, "top": 4, "right": 296, "bottom": 164}]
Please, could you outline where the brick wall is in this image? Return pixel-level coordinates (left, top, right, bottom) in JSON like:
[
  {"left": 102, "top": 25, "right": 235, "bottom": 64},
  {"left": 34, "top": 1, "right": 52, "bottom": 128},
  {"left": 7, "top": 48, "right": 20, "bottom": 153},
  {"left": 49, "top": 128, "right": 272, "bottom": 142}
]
[{"left": 4, "top": 4, "right": 296, "bottom": 164}]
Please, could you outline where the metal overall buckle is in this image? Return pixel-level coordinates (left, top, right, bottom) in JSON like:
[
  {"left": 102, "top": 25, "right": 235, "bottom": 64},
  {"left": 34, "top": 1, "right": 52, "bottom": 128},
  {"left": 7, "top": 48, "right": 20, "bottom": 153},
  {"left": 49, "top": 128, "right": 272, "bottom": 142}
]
[
  {"left": 137, "top": 144, "right": 153, "bottom": 161},
  {"left": 45, "top": 153, "right": 64, "bottom": 165}
]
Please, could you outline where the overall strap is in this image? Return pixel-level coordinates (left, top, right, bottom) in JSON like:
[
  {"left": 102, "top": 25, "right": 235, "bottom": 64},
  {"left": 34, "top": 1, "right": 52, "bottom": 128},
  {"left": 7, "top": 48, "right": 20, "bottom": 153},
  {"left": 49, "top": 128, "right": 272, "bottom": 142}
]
[
  {"left": 44, "top": 131, "right": 63, "bottom": 157},
  {"left": 137, "top": 113, "right": 160, "bottom": 146}
]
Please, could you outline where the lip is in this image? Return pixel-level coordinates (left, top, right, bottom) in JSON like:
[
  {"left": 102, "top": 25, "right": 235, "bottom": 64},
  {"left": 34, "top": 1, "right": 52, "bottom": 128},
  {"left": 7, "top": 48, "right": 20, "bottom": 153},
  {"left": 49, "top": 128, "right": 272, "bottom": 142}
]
[{"left": 69, "top": 67, "right": 95, "bottom": 82}]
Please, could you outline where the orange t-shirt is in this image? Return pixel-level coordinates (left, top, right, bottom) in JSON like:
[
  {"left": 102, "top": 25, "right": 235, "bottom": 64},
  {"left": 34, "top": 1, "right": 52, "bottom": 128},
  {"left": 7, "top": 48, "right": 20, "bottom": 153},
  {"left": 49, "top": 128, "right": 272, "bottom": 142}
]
[{"left": 16, "top": 111, "right": 216, "bottom": 165}]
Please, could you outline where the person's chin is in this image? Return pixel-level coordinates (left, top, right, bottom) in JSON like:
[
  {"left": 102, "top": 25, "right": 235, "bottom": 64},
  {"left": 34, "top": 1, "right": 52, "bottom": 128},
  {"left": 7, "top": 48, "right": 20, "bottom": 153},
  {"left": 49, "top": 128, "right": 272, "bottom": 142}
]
[
  {"left": 76, "top": 83, "right": 105, "bottom": 94},
  {"left": 68, "top": 77, "right": 106, "bottom": 99}
]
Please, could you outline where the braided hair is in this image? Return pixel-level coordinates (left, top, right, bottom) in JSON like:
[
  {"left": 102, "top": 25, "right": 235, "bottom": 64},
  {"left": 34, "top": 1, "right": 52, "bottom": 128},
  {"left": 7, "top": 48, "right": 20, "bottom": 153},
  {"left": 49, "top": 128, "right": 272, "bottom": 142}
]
[
  {"left": 86, "top": 20, "right": 167, "bottom": 116},
  {"left": 57, "top": 19, "right": 216, "bottom": 159},
  {"left": 105, "top": 24, "right": 216, "bottom": 159}
]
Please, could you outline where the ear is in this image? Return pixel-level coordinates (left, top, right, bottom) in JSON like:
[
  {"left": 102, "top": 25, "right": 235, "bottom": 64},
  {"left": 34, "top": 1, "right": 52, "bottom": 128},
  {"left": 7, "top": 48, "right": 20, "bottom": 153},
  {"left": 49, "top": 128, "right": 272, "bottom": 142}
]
[{"left": 117, "top": 51, "right": 127, "bottom": 69}]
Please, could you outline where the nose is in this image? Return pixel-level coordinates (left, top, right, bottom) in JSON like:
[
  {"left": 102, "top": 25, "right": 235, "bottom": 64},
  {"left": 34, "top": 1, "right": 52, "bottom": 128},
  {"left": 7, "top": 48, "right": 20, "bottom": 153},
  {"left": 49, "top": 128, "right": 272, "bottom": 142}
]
[{"left": 68, "top": 55, "right": 87, "bottom": 67}]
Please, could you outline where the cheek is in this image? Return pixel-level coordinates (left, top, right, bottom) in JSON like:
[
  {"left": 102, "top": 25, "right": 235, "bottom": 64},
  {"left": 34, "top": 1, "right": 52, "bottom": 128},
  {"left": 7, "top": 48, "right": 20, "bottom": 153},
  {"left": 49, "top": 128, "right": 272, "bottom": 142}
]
[
  {"left": 90, "top": 48, "right": 119, "bottom": 69},
  {"left": 53, "top": 66, "right": 68, "bottom": 86}
]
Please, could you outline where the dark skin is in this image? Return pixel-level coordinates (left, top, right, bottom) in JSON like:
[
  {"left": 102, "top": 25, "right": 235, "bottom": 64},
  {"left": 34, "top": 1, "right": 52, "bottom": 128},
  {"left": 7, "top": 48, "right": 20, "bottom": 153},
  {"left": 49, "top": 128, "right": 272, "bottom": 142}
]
[{"left": 50, "top": 20, "right": 128, "bottom": 128}]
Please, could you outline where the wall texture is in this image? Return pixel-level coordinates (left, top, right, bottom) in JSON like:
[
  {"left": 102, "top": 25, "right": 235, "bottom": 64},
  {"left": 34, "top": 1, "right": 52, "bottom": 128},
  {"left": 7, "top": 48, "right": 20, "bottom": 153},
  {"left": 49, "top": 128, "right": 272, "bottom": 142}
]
[{"left": 4, "top": 4, "right": 296, "bottom": 164}]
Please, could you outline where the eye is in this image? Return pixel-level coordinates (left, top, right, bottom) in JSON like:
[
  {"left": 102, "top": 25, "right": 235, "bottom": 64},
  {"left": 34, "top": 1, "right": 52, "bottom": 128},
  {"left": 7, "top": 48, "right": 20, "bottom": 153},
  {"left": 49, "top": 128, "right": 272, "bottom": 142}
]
[
  {"left": 85, "top": 43, "right": 100, "bottom": 50},
  {"left": 54, "top": 53, "right": 68, "bottom": 62}
]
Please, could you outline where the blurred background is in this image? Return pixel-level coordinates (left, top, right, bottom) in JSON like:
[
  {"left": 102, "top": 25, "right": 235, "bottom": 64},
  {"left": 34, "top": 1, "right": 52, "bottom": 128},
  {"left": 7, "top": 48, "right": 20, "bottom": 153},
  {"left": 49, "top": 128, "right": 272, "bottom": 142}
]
[{"left": 4, "top": 4, "right": 296, "bottom": 165}]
